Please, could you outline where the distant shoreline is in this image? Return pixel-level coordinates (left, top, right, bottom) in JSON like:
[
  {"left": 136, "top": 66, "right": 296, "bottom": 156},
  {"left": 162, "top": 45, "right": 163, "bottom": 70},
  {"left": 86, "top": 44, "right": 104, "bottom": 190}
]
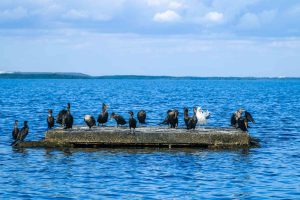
[{"left": 0, "top": 72, "right": 299, "bottom": 79}]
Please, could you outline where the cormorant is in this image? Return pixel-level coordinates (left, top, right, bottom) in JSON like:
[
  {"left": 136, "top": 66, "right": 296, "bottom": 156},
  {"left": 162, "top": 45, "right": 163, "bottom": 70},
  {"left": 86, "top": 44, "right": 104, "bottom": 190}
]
[
  {"left": 128, "top": 111, "right": 137, "bottom": 133},
  {"left": 231, "top": 108, "right": 244, "bottom": 127},
  {"left": 12, "top": 121, "right": 29, "bottom": 146},
  {"left": 12, "top": 120, "right": 19, "bottom": 140},
  {"left": 137, "top": 110, "right": 146, "bottom": 124},
  {"left": 56, "top": 109, "right": 67, "bottom": 125},
  {"left": 160, "top": 109, "right": 179, "bottom": 128},
  {"left": 190, "top": 107, "right": 198, "bottom": 129},
  {"left": 183, "top": 107, "right": 197, "bottom": 130},
  {"left": 231, "top": 109, "right": 255, "bottom": 130},
  {"left": 97, "top": 103, "right": 109, "bottom": 126},
  {"left": 63, "top": 103, "right": 73, "bottom": 129},
  {"left": 110, "top": 112, "right": 126, "bottom": 127},
  {"left": 47, "top": 109, "right": 55, "bottom": 129},
  {"left": 237, "top": 117, "right": 248, "bottom": 131},
  {"left": 84, "top": 115, "right": 96, "bottom": 129}
]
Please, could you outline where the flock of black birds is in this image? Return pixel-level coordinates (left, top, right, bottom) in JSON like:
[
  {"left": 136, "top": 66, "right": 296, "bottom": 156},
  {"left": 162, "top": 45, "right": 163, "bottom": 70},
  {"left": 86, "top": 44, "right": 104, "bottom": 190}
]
[{"left": 11, "top": 102, "right": 255, "bottom": 145}]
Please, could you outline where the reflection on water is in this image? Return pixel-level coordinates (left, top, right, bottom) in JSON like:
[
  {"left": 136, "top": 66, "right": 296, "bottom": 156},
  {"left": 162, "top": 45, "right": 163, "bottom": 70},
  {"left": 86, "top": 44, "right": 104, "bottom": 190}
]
[{"left": 0, "top": 79, "right": 299, "bottom": 199}]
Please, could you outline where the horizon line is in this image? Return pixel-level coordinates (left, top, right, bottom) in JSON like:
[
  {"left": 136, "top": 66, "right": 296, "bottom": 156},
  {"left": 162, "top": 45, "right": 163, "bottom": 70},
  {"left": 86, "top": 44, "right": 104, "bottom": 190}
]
[{"left": 0, "top": 71, "right": 299, "bottom": 79}]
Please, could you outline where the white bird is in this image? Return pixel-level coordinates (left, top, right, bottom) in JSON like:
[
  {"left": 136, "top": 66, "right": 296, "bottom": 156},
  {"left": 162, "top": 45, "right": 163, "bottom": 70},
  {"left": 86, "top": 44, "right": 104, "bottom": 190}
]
[{"left": 196, "top": 107, "right": 210, "bottom": 125}]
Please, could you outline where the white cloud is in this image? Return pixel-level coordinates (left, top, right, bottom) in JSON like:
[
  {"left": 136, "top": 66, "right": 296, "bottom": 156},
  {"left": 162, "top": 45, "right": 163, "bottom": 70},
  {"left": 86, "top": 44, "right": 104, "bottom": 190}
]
[
  {"left": 153, "top": 10, "right": 181, "bottom": 22},
  {"left": 204, "top": 11, "right": 224, "bottom": 23}
]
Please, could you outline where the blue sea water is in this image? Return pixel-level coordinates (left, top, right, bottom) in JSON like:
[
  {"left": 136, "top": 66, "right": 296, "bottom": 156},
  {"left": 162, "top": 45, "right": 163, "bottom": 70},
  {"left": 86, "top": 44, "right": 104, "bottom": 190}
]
[{"left": 0, "top": 78, "right": 299, "bottom": 199}]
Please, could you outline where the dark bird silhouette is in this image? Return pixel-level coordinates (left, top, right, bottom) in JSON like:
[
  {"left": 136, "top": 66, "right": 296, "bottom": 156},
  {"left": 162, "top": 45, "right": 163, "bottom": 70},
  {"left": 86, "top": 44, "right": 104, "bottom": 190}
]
[
  {"left": 84, "top": 115, "right": 96, "bottom": 129},
  {"left": 56, "top": 110, "right": 67, "bottom": 125},
  {"left": 63, "top": 103, "right": 73, "bottom": 129},
  {"left": 237, "top": 117, "right": 248, "bottom": 131},
  {"left": 160, "top": 109, "right": 179, "bottom": 128},
  {"left": 128, "top": 111, "right": 137, "bottom": 133},
  {"left": 97, "top": 103, "right": 109, "bottom": 126},
  {"left": 47, "top": 109, "right": 55, "bottom": 129},
  {"left": 110, "top": 112, "right": 126, "bottom": 127},
  {"left": 183, "top": 107, "right": 197, "bottom": 130},
  {"left": 231, "top": 109, "right": 255, "bottom": 131},
  {"left": 137, "top": 110, "right": 146, "bottom": 124},
  {"left": 12, "top": 120, "right": 19, "bottom": 140},
  {"left": 231, "top": 109, "right": 244, "bottom": 127},
  {"left": 12, "top": 121, "right": 29, "bottom": 146}
]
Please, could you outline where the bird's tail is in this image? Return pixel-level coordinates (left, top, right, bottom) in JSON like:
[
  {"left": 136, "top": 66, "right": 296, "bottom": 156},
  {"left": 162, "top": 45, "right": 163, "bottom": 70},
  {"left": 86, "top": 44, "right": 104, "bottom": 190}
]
[
  {"left": 11, "top": 140, "right": 20, "bottom": 146},
  {"left": 158, "top": 119, "right": 168, "bottom": 125}
]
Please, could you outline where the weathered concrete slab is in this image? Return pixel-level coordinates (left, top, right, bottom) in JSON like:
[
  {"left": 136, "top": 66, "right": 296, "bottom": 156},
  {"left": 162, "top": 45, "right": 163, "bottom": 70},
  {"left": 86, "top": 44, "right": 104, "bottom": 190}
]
[{"left": 41, "top": 126, "right": 251, "bottom": 148}]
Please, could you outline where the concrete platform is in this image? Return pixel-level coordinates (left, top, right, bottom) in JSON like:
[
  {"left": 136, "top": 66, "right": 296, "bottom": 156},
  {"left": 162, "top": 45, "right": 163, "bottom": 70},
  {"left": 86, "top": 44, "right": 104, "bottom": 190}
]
[{"left": 15, "top": 126, "right": 257, "bottom": 149}]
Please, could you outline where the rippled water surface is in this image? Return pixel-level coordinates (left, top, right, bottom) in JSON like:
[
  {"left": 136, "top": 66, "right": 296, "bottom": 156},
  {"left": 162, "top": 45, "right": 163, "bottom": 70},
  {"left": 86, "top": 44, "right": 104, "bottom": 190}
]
[{"left": 0, "top": 78, "right": 299, "bottom": 199}]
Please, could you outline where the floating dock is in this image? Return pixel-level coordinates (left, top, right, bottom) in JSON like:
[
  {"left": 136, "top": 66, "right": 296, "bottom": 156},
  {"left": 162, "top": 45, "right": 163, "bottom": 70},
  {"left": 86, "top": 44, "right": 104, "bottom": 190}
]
[{"left": 15, "top": 126, "right": 258, "bottom": 149}]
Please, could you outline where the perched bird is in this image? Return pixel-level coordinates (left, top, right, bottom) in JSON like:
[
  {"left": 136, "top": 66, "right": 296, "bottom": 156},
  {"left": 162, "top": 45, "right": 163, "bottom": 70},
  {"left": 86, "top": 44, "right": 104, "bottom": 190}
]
[
  {"left": 47, "top": 109, "right": 55, "bottom": 129},
  {"left": 110, "top": 112, "right": 126, "bottom": 127},
  {"left": 183, "top": 107, "right": 197, "bottom": 130},
  {"left": 128, "top": 111, "right": 137, "bottom": 133},
  {"left": 231, "top": 108, "right": 244, "bottom": 127},
  {"left": 160, "top": 109, "right": 179, "bottom": 128},
  {"left": 237, "top": 117, "right": 248, "bottom": 131},
  {"left": 137, "top": 110, "right": 146, "bottom": 124},
  {"left": 12, "top": 121, "right": 29, "bottom": 146},
  {"left": 231, "top": 109, "right": 255, "bottom": 129},
  {"left": 84, "top": 115, "right": 96, "bottom": 129},
  {"left": 196, "top": 107, "right": 210, "bottom": 125},
  {"left": 12, "top": 120, "right": 19, "bottom": 140},
  {"left": 97, "top": 103, "right": 109, "bottom": 126},
  {"left": 56, "top": 109, "right": 68, "bottom": 125},
  {"left": 63, "top": 103, "right": 73, "bottom": 129},
  {"left": 190, "top": 107, "right": 198, "bottom": 130}
]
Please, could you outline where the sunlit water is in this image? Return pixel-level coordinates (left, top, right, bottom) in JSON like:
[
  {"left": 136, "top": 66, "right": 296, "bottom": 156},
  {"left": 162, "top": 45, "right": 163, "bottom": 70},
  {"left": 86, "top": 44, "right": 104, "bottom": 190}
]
[{"left": 0, "top": 79, "right": 299, "bottom": 199}]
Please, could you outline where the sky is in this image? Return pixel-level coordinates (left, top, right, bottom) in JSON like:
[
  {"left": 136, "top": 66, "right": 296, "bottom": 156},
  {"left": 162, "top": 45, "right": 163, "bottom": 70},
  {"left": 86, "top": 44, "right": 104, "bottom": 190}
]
[{"left": 0, "top": 0, "right": 300, "bottom": 77}]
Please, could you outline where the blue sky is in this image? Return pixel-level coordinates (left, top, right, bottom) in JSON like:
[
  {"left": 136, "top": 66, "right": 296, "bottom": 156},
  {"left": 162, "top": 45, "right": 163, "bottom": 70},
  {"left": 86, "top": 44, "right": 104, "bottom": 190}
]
[{"left": 0, "top": 0, "right": 299, "bottom": 76}]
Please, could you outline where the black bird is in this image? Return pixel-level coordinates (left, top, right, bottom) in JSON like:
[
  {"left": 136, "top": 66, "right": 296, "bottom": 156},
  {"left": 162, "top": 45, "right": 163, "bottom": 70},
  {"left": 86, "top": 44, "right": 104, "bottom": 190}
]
[
  {"left": 47, "top": 109, "right": 55, "bottom": 129},
  {"left": 189, "top": 107, "right": 198, "bottom": 130},
  {"left": 97, "top": 103, "right": 109, "bottom": 126},
  {"left": 12, "top": 120, "right": 19, "bottom": 140},
  {"left": 231, "top": 108, "right": 244, "bottom": 127},
  {"left": 12, "top": 121, "right": 29, "bottom": 146},
  {"left": 56, "top": 110, "right": 67, "bottom": 125},
  {"left": 183, "top": 107, "right": 197, "bottom": 130},
  {"left": 110, "top": 112, "right": 126, "bottom": 127},
  {"left": 231, "top": 109, "right": 255, "bottom": 130},
  {"left": 137, "top": 110, "right": 146, "bottom": 124},
  {"left": 84, "top": 115, "right": 96, "bottom": 129},
  {"left": 128, "top": 111, "right": 137, "bottom": 133},
  {"left": 63, "top": 103, "right": 73, "bottom": 129},
  {"left": 160, "top": 109, "right": 179, "bottom": 128},
  {"left": 237, "top": 117, "right": 249, "bottom": 131}
]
